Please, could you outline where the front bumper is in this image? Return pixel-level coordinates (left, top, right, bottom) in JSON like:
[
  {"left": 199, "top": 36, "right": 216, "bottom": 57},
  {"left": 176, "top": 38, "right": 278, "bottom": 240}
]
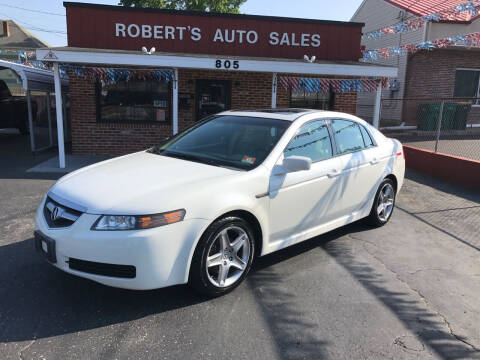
[{"left": 34, "top": 199, "right": 209, "bottom": 290}]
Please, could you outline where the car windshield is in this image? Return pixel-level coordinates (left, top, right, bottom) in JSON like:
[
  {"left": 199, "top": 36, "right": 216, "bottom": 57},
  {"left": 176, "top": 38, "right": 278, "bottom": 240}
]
[{"left": 150, "top": 115, "right": 291, "bottom": 170}]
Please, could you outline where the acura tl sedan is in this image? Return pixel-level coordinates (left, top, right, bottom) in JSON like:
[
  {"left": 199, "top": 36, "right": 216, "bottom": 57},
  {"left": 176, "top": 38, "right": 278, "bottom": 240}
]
[{"left": 35, "top": 109, "right": 405, "bottom": 296}]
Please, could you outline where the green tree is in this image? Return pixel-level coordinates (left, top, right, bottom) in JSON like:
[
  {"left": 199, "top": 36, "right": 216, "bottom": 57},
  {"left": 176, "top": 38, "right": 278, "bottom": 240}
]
[{"left": 119, "top": 0, "right": 246, "bottom": 13}]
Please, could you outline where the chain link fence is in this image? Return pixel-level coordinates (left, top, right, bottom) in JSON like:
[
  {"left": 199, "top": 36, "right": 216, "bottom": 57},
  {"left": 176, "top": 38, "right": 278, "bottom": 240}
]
[{"left": 379, "top": 97, "right": 480, "bottom": 161}]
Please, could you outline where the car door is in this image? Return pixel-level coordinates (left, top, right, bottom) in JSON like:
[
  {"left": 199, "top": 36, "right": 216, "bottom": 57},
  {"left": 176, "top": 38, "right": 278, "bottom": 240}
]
[
  {"left": 268, "top": 119, "right": 343, "bottom": 245},
  {"left": 330, "top": 119, "right": 381, "bottom": 215}
]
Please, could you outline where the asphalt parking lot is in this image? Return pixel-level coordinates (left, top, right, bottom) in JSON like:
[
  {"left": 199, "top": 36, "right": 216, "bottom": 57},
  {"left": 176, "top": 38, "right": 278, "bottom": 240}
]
[{"left": 1, "top": 134, "right": 479, "bottom": 360}]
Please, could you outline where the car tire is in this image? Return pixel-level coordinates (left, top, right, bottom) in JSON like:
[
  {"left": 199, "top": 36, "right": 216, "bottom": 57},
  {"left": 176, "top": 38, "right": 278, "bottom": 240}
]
[
  {"left": 367, "top": 178, "right": 396, "bottom": 227},
  {"left": 189, "top": 216, "right": 255, "bottom": 297}
]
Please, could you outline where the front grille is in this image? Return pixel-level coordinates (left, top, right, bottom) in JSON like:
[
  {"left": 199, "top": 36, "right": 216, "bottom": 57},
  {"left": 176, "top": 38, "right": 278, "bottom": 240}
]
[
  {"left": 43, "top": 196, "right": 82, "bottom": 228},
  {"left": 68, "top": 258, "right": 136, "bottom": 279}
]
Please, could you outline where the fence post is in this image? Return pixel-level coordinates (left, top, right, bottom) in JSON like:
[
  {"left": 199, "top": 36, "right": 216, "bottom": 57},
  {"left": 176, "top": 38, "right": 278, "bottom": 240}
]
[{"left": 434, "top": 100, "right": 444, "bottom": 153}]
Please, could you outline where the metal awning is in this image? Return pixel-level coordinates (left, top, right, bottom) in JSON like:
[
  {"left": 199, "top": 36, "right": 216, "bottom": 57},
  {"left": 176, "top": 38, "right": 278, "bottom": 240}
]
[
  {"left": 0, "top": 59, "right": 67, "bottom": 92},
  {"left": 36, "top": 47, "right": 398, "bottom": 78},
  {"left": 0, "top": 59, "right": 69, "bottom": 160}
]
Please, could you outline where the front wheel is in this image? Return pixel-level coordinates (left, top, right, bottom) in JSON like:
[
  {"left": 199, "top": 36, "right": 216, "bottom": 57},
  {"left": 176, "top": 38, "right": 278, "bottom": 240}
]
[
  {"left": 189, "top": 216, "right": 255, "bottom": 296},
  {"left": 367, "top": 178, "right": 396, "bottom": 227}
]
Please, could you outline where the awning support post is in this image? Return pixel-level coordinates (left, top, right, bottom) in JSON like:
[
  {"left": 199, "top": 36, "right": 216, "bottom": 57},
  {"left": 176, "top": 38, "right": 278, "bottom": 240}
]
[
  {"left": 271, "top": 73, "right": 277, "bottom": 108},
  {"left": 373, "top": 81, "right": 382, "bottom": 129},
  {"left": 172, "top": 69, "right": 179, "bottom": 135},
  {"left": 53, "top": 63, "right": 66, "bottom": 169},
  {"left": 46, "top": 92, "right": 53, "bottom": 146},
  {"left": 26, "top": 89, "right": 35, "bottom": 152}
]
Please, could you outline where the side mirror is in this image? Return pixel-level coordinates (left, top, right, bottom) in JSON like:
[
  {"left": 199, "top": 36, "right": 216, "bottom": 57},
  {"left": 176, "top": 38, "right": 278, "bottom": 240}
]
[{"left": 282, "top": 156, "right": 312, "bottom": 172}]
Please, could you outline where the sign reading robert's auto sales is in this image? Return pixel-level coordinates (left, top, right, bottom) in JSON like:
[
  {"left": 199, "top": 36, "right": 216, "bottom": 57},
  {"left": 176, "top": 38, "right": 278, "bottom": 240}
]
[
  {"left": 114, "top": 23, "right": 323, "bottom": 48},
  {"left": 65, "top": 2, "right": 363, "bottom": 61}
]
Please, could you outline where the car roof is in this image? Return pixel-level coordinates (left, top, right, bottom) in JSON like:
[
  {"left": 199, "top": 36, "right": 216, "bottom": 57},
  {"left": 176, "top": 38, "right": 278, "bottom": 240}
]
[
  {"left": 219, "top": 109, "right": 316, "bottom": 121},
  {"left": 219, "top": 109, "right": 363, "bottom": 123}
]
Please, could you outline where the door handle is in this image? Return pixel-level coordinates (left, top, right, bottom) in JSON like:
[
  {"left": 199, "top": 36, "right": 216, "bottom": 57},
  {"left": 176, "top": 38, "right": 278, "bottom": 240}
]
[
  {"left": 327, "top": 169, "right": 340, "bottom": 178},
  {"left": 370, "top": 158, "right": 379, "bottom": 165}
]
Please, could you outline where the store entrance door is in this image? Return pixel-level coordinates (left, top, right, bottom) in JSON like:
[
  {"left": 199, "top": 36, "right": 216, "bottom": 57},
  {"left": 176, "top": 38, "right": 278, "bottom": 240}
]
[{"left": 195, "top": 80, "right": 231, "bottom": 121}]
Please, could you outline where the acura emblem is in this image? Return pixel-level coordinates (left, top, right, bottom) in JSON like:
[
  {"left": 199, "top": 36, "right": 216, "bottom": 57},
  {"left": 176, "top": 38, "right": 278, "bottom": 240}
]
[{"left": 51, "top": 206, "right": 61, "bottom": 221}]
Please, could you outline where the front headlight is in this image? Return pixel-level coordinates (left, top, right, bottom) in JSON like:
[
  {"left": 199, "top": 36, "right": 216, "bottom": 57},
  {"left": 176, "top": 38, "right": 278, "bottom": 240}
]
[{"left": 92, "top": 209, "right": 186, "bottom": 231}]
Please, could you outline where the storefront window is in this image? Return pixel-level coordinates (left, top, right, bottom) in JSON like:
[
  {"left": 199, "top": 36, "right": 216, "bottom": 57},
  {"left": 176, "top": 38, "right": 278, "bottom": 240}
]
[
  {"left": 96, "top": 80, "right": 171, "bottom": 123},
  {"left": 290, "top": 90, "right": 330, "bottom": 110},
  {"left": 454, "top": 70, "right": 480, "bottom": 105}
]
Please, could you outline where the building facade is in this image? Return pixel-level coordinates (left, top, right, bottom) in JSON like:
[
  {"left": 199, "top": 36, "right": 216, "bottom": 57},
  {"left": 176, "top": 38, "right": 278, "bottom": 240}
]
[
  {"left": 36, "top": 2, "right": 396, "bottom": 159},
  {"left": 352, "top": 0, "right": 480, "bottom": 127}
]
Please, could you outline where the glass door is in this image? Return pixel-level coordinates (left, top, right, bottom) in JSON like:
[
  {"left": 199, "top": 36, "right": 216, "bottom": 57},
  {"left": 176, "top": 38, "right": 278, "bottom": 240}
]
[{"left": 195, "top": 80, "right": 231, "bottom": 121}]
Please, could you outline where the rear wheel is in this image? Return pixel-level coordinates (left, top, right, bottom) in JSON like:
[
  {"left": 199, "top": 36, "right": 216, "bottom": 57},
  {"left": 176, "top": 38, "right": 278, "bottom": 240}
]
[
  {"left": 367, "top": 178, "right": 396, "bottom": 227},
  {"left": 189, "top": 216, "right": 255, "bottom": 296}
]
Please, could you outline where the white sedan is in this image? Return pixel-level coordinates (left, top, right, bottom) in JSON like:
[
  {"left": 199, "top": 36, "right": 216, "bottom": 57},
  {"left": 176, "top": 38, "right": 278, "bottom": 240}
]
[{"left": 35, "top": 109, "right": 404, "bottom": 296}]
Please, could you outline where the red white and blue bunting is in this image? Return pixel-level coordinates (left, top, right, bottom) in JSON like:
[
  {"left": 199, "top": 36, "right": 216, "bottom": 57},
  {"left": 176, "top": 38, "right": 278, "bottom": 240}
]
[
  {"left": 279, "top": 77, "right": 386, "bottom": 93},
  {"left": 60, "top": 64, "right": 174, "bottom": 84},
  {"left": 362, "top": 32, "right": 480, "bottom": 61},
  {"left": 365, "top": 1, "right": 480, "bottom": 39}
]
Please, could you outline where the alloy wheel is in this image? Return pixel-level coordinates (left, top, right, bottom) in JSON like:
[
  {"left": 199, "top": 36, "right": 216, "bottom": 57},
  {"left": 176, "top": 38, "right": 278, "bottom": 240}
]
[
  {"left": 205, "top": 226, "right": 251, "bottom": 288},
  {"left": 377, "top": 183, "right": 395, "bottom": 222}
]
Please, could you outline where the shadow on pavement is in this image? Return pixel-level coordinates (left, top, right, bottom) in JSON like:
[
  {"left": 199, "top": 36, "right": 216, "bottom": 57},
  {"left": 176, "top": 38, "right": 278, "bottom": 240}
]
[
  {"left": 0, "top": 221, "right": 478, "bottom": 359},
  {"left": 0, "top": 133, "right": 64, "bottom": 181},
  {"left": 405, "top": 169, "right": 480, "bottom": 204},
  {"left": 0, "top": 237, "right": 207, "bottom": 344},
  {"left": 400, "top": 169, "right": 480, "bottom": 252},
  {"left": 247, "top": 269, "right": 328, "bottom": 360},
  {"left": 321, "top": 226, "right": 479, "bottom": 359},
  {"left": 250, "top": 221, "right": 478, "bottom": 359}
]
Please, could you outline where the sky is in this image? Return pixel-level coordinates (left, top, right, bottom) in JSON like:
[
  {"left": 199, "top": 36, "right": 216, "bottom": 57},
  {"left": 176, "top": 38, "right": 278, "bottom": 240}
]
[{"left": 0, "top": 0, "right": 364, "bottom": 47}]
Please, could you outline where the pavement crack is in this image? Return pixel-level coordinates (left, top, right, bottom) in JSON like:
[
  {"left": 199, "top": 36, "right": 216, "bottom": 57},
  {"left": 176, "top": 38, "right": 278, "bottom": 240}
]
[
  {"left": 17, "top": 339, "right": 36, "bottom": 360},
  {"left": 408, "top": 268, "right": 448, "bottom": 275},
  {"left": 350, "top": 234, "right": 479, "bottom": 352}
]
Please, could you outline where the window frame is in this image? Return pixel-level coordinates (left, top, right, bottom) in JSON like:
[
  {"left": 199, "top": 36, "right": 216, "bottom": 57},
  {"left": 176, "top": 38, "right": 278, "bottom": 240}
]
[
  {"left": 359, "top": 123, "right": 376, "bottom": 149},
  {"left": 282, "top": 118, "right": 335, "bottom": 164},
  {"left": 454, "top": 68, "right": 480, "bottom": 106},
  {"left": 95, "top": 79, "right": 173, "bottom": 124},
  {"left": 328, "top": 118, "right": 377, "bottom": 157}
]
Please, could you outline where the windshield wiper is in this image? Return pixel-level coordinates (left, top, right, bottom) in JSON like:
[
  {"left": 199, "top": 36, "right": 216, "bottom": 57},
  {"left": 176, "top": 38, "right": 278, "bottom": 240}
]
[{"left": 162, "top": 151, "right": 223, "bottom": 167}]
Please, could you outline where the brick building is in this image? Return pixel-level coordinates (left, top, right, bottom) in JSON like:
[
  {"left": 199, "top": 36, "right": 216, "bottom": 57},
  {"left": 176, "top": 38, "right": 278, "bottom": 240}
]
[
  {"left": 36, "top": 2, "right": 396, "bottom": 161},
  {"left": 352, "top": 0, "right": 480, "bottom": 127}
]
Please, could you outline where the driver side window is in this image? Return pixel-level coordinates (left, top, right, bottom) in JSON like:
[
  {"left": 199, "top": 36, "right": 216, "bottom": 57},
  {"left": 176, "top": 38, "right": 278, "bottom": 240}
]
[{"left": 284, "top": 119, "right": 333, "bottom": 162}]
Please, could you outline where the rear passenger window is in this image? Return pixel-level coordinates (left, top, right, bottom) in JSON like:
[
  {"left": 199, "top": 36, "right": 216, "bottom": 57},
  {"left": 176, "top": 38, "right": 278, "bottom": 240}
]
[
  {"left": 284, "top": 119, "right": 333, "bottom": 162},
  {"left": 359, "top": 125, "right": 374, "bottom": 148},
  {"left": 331, "top": 119, "right": 365, "bottom": 154}
]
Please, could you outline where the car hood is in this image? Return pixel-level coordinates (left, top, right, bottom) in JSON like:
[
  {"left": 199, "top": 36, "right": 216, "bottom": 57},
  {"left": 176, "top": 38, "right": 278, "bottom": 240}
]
[{"left": 49, "top": 151, "right": 238, "bottom": 215}]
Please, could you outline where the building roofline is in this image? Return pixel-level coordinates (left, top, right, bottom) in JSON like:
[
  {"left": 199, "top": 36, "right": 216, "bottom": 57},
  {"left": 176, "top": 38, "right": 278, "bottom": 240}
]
[
  {"left": 0, "top": 19, "right": 50, "bottom": 48},
  {"left": 383, "top": 0, "right": 480, "bottom": 24},
  {"left": 63, "top": 1, "right": 365, "bottom": 28},
  {"left": 13, "top": 21, "right": 50, "bottom": 47},
  {"left": 350, "top": 0, "right": 369, "bottom": 21}
]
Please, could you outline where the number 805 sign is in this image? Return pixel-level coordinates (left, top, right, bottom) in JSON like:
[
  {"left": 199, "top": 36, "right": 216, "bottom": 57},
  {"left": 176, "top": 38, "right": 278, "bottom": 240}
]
[{"left": 215, "top": 59, "right": 240, "bottom": 70}]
